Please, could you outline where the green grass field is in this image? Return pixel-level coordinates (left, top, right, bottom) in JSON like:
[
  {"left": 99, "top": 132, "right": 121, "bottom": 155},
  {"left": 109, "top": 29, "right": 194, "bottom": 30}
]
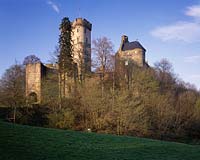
[{"left": 0, "top": 121, "right": 200, "bottom": 160}]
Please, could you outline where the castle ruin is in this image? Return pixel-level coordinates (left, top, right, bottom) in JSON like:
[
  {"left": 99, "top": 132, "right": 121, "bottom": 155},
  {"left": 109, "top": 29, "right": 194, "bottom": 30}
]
[
  {"left": 25, "top": 18, "right": 147, "bottom": 103},
  {"left": 26, "top": 18, "right": 92, "bottom": 103}
]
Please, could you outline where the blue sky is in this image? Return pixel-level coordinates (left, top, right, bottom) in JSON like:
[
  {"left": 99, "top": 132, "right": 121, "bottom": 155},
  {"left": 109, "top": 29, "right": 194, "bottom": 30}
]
[{"left": 0, "top": 0, "right": 200, "bottom": 89}]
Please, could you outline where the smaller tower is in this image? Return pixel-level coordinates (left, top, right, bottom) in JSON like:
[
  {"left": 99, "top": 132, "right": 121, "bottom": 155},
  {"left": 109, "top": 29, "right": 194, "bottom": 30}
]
[
  {"left": 117, "top": 35, "right": 146, "bottom": 67},
  {"left": 71, "top": 18, "right": 92, "bottom": 80}
]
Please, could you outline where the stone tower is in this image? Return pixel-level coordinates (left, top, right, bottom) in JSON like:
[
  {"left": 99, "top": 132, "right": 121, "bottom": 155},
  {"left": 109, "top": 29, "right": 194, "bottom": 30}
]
[
  {"left": 116, "top": 35, "right": 146, "bottom": 67},
  {"left": 71, "top": 18, "right": 92, "bottom": 80}
]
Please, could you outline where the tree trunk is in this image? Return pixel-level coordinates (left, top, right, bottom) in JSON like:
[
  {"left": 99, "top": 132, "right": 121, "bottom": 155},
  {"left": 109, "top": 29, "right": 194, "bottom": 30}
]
[
  {"left": 112, "top": 71, "right": 115, "bottom": 110},
  {"left": 13, "top": 106, "right": 16, "bottom": 123}
]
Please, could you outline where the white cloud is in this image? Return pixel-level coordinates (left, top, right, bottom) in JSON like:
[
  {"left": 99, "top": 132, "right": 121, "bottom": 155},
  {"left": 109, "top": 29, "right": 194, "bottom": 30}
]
[
  {"left": 185, "top": 5, "right": 200, "bottom": 18},
  {"left": 151, "top": 21, "right": 200, "bottom": 42},
  {"left": 47, "top": 1, "right": 60, "bottom": 14},
  {"left": 151, "top": 4, "right": 200, "bottom": 42},
  {"left": 184, "top": 55, "right": 200, "bottom": 63},
  {"left": 190, "top": 74, "right": 200, "bottom": 80}
]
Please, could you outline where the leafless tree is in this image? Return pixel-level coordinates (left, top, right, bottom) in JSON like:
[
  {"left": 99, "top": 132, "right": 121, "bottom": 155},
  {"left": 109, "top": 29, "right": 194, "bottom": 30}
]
[
  {"left": 49, "top": 45, "right": 60, "bottom": 64},
  {"left": 92, "top": 37, "right": 114, "bottom": 97},
  {"left": 154, "top": 58, "right": 176, "bottom": 93}
]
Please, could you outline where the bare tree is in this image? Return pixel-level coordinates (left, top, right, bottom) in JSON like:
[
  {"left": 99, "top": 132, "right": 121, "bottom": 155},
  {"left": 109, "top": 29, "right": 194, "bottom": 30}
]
[
  {"left": 23, "top": 55, "right": 41, "bottom": 65},
  {"left": 154, "top": 58, "right": 173, "bottom": 73},
  {"left": 49, "top": 45, "right": 60, "bottom": 64},
  {"left": 92, "top": 37, "right": 114, "bottom": 97},
  {"left": 154, "top": 58, "right": 176, "bottom": 93}
]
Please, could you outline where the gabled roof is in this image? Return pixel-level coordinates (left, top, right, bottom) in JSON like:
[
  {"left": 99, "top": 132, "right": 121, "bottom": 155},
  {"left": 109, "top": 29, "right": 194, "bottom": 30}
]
[{"left": 122, "top": 41, "right": 146, "bottom": 52}]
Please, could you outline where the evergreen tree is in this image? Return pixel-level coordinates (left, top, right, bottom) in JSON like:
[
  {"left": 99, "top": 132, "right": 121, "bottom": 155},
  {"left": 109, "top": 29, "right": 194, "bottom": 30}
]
[
  {"left": 59, "top": 17, "right": 73, "bottom": 75},
  {"left": 58, "top": 17, "right": 73, "bottom": 97}
]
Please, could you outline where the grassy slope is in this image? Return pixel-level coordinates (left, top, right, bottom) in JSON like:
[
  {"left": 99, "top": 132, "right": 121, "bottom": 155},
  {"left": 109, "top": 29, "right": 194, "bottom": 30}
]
[{"left": 0, "top": 121, "right": 200, "bottom": 160}]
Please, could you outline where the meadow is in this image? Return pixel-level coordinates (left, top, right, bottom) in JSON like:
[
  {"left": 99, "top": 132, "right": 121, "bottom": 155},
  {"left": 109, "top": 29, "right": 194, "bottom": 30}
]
[{"left": 0, "top": 121, "right": 200, "bottom": 160}]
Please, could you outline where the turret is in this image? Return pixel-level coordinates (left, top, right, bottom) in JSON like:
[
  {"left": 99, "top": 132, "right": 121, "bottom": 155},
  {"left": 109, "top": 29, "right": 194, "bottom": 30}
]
[
  {"left": 120, "top": 35, "right": 128, "bottom": 51},
  {"left": 121, "top": 35, "right": 128, "bottom": 44}
]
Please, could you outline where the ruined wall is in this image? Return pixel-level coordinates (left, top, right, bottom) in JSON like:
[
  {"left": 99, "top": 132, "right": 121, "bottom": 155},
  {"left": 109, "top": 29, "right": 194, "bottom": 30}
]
[
  {"left": 26, "top": 63, "right": 42, "bottom": 103},
  {"left": 26, "top": 63, "right": 58, "bottom": 103}
]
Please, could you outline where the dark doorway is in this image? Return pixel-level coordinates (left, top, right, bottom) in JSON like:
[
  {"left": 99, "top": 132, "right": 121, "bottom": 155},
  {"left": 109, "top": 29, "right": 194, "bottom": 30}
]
[{"left": 28, "top": 92, "right": 38, "bottom": 103}]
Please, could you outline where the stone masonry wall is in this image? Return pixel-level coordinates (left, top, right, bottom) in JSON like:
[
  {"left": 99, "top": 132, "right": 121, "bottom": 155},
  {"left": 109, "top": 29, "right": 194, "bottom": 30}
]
[
  {"left": 117, "top": 48, "right": 145, "bottom": 67},
  {"left": 26, "top": 63, "right": 42, "bottom": 103}
]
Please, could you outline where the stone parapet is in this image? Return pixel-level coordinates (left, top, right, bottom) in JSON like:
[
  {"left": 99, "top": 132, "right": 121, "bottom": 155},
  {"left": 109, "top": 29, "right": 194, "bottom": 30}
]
[{"left": 72, "top": 18, "right": 92, "bottom": 31}]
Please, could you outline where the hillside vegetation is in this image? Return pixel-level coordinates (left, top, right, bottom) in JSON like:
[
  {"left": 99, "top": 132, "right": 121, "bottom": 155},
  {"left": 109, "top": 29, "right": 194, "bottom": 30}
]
[
  {"left": 0, "top": 121, "right": 200, "bottom": 160},
  {"left": 1, "top": 34, "right": 200, "bottom": 141},
  {"left": 1, "top": 59, "right": 200, "bottom": 141}
]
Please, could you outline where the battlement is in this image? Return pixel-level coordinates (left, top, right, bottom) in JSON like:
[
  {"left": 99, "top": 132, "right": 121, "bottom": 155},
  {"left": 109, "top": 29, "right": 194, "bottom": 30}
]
[{"left": 72, "top": 18, "right": 92, "bottom": 31}]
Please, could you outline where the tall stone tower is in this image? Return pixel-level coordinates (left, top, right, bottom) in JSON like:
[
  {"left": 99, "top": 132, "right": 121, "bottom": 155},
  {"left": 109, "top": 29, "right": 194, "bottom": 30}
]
[{"left": 71, "top": 18, "right": 92, "bottom": 80}]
